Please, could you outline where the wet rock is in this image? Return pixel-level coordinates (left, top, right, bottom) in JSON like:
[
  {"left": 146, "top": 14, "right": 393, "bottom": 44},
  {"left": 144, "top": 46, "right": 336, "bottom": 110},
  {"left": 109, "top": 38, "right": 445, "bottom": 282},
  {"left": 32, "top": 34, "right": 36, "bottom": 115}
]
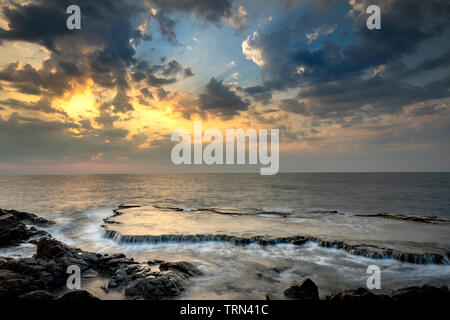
[
  {"left": 390, "top": 284, "right": 450, "bottom": 301},
  {"left": 284, "top": 278, "right": 319, "bottom": 300},
  {"left": 58, "top": 289, "right": 100, "bottom": 301},
  {"left": 124, "top": 272, "right": 187, "bottom": 299},
  {"left": 0, "top": 213, "right": 47, "bottom": 247},
  {"left": 118, "top": 204, "right": 141, "bottom": 209},
  {"left": 159, "top": 261, "right": 202, "bottom": 276},
  {"left": 147, "top": 259, "right": 164, "bottom": 265},
  {"left": 0, "top": 269, "right": 42, "bottom": 298},
  {"left": 96, "top": 253, "right": 139, "bottom": 275},
  {"left": 326, "top": 287, "right": 386, "bottom": 301},
  {"left": 0, "top": 209, "right": 54, "bottom": 227},
  {"left": 256, "top": 272, "right": 280, "bottom": 283},
  {"left": 356, "top": 213, "right": 450, "bottom": 224},
  {"left": 82, "top": 269, "right": 99, "bottom": 278},
  {"left": 106, "top": 264, "right": 155, "bottom": 289},
  {"left": 36, "top": 237, "right": 67, "bottom": 259},
  {"left": 18, "top": 290, "right": 56, "bottom": 301}
]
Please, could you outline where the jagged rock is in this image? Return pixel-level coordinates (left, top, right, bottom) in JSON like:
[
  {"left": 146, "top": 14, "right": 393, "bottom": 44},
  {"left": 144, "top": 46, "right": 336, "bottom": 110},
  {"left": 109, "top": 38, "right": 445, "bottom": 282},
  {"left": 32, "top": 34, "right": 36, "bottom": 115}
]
[
  {"left": 58, "top": 290, "right": 100, "bottom": 301},
  {"left": 36, "top": 237, "right": 67, "bottom": 259},
  {"left": 106, "top": 264, "right": 156, "bottom": 289},
  {"left": 82, "top": 269, "right": 99, "bottom": 278},
  {"left": 0, "top": 213, "right": 47, "bottom": 247},
  {"left": 326, "top": 284, "right": 449, "bottom": 301},
  {"left": 124, "top": 272, "right": 187, "bottom": 299},
  {"left": 18, "top": 290, "right": 56, "bottom": 301},
  {"left": 147, "top": 259, "right": 164, "bottom": 265},
  {"left": 284, "top": 278, "right": 319, "bottom": 300},
  {"left": 390, "top": 284, "right": 449, "bottom": 301},
  {"left": 0, "top": 209, "right": 54, "bottom": 227},
  {"left": 0, "top": 269, "right": 42, "bottom": 298},
  {"left": 256, "top": 272, "right": 280, "bottom": 283},
  {"left": 159, "top": 261, "right": 202, "bottom": 276},
  {"left": 326, "top": 287, "right": 387, "bottom": 301},
  {"left": 96, "top": 253, "right": 139, "bottom": 275}
]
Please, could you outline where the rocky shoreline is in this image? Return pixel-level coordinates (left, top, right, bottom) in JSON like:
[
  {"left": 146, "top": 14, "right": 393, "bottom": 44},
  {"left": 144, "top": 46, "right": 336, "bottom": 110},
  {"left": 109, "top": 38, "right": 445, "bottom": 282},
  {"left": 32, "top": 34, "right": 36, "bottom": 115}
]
[{"left": 1, "top": 208, "right": 449, "bottom": 301}]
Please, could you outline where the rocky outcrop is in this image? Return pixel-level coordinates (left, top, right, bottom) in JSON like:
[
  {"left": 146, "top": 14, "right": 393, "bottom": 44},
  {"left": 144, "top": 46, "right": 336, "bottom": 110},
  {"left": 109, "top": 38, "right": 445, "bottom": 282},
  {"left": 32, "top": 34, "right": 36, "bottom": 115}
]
[
  {"left": 58, "top": 289, "right": 100, "bottom": 301},
  {"left": 326, "top": 287, "right": 389, "bottom": 301},
  {"left": 18, "top": 290, "right": 56, "bottom": 301},
  {"left": 0, "top": 208, "right": 53, "bottom": 247},
  {"left": 1, "top": 235, "right": 201, "bottom": 300},
  {"left": 355, "top": 213, "right": 450, "bottom": 224},
  {"left": 326, "top": 284, "right": 449, "bottom": 301},
  {"left": 104, "top": 260, "right": 202, "bottom": 300},
  {"left": 124, "top": 271, "right": 189, "bottom": 300},
  {"left": 389, "top": 284, "right": 449, "bottom": 301},
  {"left": 284, "top": 278, "right": 319, "bottom": 300},
  {"left": 159, "top": 261, "right": 202, "bottom": 276},
  {"left": 0, "top": 209, "right": 55, "bottom": 227}
]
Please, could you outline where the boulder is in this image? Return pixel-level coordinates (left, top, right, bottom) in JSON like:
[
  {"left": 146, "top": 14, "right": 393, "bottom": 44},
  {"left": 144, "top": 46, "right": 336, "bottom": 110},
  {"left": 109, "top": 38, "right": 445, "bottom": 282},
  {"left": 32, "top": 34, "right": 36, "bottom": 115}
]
[
  {"left": 18, "top": 290, "right": 56, "bottom": 301},
  {"left": 0, "top": 269, "right": 42, "bottom": 298},
  {"left": 159, "top": 261, "right": 202, "bottom": 276},
  {"left": 0, "top": 209, "right": 53, "bottom": 247},
  {"left": 283, "top": 278, "right": 319, "bottom": 300},
  {"left": 36, "top": 237, "right": 67, "bottom": 259},
  {"left": 326, "top": 287, "right": 386, "bottom": 301},
  {"left": 390, "top": 284, "right": 449, "bottom": 301},
  {"left": 58, "top": 289, "right": 100, "bottom": 301},
  {"left": 125, "top": 272, "right": 186, "bottom": 299},
  {"left": 0, "top": 208, "right": 54, "bottom": 227},
  {"left": 82, "top": 269, "right": 99, "bottom": 278}
]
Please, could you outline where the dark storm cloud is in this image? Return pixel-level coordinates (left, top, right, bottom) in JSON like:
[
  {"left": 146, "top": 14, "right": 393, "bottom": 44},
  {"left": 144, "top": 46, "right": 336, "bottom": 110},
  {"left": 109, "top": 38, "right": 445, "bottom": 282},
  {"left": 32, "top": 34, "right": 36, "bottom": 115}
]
[
  {"left": 197, "top": 77, "right": 250, "bottom": 118},
  {"left": 183, "top": 67, "right": 194, "bottom": 78},
  {"left": 147, "top": 0, "right": 234, "bottom": 23},
  {"left": 279, "top": 99, "right": 307, "bottom": 115},
  {"left": 0, "top": 98, "right": 68, "bottom": 116},
  {"left": 243, "top": 0, "right": 450, "bottom": 120},
  {"left": 0, "top": 0, "right": 191, "bottom": 113},
  {"left": 242, "top": 85, "right": 273, "bottom": 105},
  {"left": 144, "top": 0, "right": 247, "bottom": 40}
]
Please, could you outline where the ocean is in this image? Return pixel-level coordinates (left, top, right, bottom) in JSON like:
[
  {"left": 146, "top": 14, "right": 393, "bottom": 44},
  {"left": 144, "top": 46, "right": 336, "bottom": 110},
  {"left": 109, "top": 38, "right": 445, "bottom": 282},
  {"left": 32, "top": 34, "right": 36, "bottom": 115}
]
[{"left": 0, "top": 173, "right": 449, "bottom": 299}]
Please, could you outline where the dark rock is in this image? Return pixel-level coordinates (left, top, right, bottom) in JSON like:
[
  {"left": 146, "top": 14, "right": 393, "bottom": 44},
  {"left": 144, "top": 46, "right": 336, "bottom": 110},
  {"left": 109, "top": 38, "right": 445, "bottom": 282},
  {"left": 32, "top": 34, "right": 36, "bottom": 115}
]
[
  {"left": 124, "top": 272, "right": 186, "bottom": 299},
  {"left": 118, "top": 204, "right": 141, "bottom": 209},
  {"left": 82, "top": 269, "right": 99, "bottom": 278},
  {"left": 18, "top": 290, "right": 56, "bottom": 301},
  {"left": 0, "top": 269, "right": 42, "bottom": 298},
  {"left": 326, "top": 287, "right": 386, "bottom": 301},
  {"left": 58, "top": 289, "right": 100, "bottom": 301},
  {"left": 0, "top": 208, "right": 54, "bottom": 227},
  {"left": 106, "top": 264, "right": 155, "bottom": 289},
  {"left": 390, "top": 284, "right": 450, "bottom": 301},
  {"left": 256, "top": 272, "right": 280, "bottom": 283},
  {"left": 147, "top": 259, "right": 164, "bottom": 265},
  {"left": 284, "top": 278, "right": 319, "bottom": 300},
  {"left": 159, "top": 261, "right": 202, "bottom": 276},
  {"left": 36, "top": 237, "right": 67, "bottom": 259},
  {"left": 0, "top": 214, "right": 37, "bottom": 247}
]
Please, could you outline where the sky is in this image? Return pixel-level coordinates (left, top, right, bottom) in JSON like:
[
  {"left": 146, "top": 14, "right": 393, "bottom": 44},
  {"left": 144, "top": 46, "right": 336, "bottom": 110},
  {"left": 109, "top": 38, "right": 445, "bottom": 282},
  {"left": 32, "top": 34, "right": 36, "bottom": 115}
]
[{"left": 0, "top": 0, "right": 449, "bottom": 174}]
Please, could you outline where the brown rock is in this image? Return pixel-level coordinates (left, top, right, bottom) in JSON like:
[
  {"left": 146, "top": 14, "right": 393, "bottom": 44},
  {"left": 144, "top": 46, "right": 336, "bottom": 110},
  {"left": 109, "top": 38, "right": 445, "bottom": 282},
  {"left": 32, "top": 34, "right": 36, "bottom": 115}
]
[{"left": 283, "top": 278, "right": 319, "bottom": 300}]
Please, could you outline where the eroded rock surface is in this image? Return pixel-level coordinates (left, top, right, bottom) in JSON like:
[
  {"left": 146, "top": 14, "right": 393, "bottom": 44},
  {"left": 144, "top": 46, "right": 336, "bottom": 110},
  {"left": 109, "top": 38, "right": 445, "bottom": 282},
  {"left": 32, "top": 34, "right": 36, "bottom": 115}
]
[{"left": 0, "top": 208, "right": 53, "bottom": 247}]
